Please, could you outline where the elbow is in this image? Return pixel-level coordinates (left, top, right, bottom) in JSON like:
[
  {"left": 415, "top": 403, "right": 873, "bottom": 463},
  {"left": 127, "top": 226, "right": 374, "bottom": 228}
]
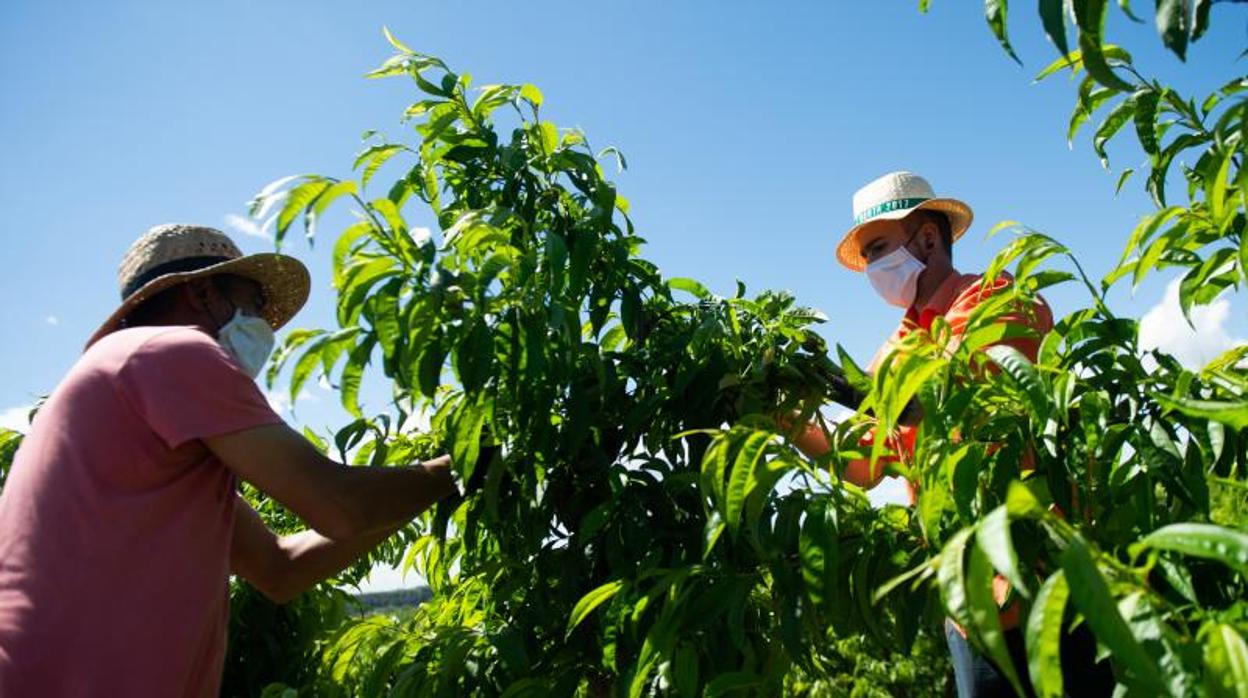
[
  {"left": 310, "top": 499, "right": 368, "bottom": 541},
  {"left": 256, "top": 579, "right": 301, "bottom": 606},
  {"left": 243, "top": 557, "right": 302, "bottom": 606},
  {"left": 305, "top": 463, "right": 371, "bottom": 540}
]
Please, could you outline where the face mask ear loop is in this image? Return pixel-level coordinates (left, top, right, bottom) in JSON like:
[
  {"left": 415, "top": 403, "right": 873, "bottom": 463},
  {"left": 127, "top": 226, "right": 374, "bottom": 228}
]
[{"left": 900, "top": 226, "right": 924, "bottom": 263}]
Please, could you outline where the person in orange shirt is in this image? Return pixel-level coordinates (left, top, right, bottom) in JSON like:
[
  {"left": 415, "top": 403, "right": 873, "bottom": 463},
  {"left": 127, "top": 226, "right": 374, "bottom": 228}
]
[{"left": 789, "top": 172, "right": 1111, "bottom": 697}]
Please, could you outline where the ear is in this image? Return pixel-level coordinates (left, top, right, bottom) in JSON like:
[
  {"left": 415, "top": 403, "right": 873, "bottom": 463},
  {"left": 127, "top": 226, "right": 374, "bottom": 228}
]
[{"left": 920, "top": 222, "right": 939, "bottom": 251}]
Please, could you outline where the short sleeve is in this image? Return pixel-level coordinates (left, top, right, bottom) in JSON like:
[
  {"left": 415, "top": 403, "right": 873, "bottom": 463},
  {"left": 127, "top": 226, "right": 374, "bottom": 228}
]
[{"left": 113, "top": 327, "right": 285, "bottom": 450}]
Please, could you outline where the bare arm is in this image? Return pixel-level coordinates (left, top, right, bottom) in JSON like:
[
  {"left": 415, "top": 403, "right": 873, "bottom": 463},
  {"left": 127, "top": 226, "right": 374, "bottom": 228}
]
[
  {"left": 205, "top": 423, "right": 456, "bottom": 540},
  {"left": 230, "top": 496, "right": 413, "bottom": 604}
]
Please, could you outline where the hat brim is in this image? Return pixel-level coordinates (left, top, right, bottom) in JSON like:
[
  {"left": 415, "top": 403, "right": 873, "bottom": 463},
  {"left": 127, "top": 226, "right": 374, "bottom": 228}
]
[
  {"left": 836, "top": 198, "right": 974, "bottom": 272},
  {"left": 84, "top": 253, "right": 311, "bottom": 350}
]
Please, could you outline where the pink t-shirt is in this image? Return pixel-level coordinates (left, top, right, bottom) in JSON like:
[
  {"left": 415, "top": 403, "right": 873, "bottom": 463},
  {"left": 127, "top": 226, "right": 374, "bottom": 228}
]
[{"left": 0, "top": 325, "right": 283, "bottom": 697}]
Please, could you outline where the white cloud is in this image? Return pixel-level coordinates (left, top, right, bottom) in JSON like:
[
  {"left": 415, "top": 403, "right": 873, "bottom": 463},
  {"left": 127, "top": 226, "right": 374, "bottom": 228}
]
[
  {"left": 1138, "top": 279, "right": 1245, "bottom": 370},
  {"left": 0, "top": 405, "right": 33, "bottom": 433},
  {"left": 222, "top": 214, "right": 273, "bottom": 241},
  {"left": 44, "top": 315, "right": 59, "bottom": 326}
]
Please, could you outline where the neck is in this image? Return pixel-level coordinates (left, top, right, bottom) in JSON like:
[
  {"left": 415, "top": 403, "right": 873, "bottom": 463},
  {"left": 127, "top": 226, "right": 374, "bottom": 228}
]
[{"left": 913, "top": 260, "right": 955, "bottom": 310}]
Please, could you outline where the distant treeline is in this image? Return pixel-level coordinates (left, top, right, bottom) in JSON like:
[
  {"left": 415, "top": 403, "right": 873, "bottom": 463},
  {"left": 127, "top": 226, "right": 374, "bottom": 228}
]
[{"left": 353, "top": 586, "right": 432, "bottom": 613}]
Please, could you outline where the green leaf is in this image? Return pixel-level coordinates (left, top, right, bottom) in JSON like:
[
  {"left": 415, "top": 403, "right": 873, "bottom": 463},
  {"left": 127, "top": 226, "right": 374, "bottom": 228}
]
[
  {"left": 1115, "top": 168, "right": 1136, "bottom": 194},
  {"left": 289, "top": 334, "right": 332, "bottom": 404},
  {"left": 985, "top": 0, "right": 1022, "bottom": 64},
  {"left": 332, "top": 221, "right": 374, "bottom": 287},
  {"left": 266, "top": 327, "right": 327, "bottom": 389},
  {"left": 1156, "top": 395, "right": 1248, "bottom": 430},
  {"left": 1092, "top": 95, "right": 1137, "bottom": 168},
  {"left": 702, "top": 511, "right": 725, "bottom": 561},
  {"left": 340, "top": 335, "right": 376, "bottom": 417},
  {"left": 976, "top": 506, "right": 1031, "bottom": 600},
  {"left": 1036, "top": 49, "right": 1083, "bottom": 82},
  {"left": 1061, "top": 537, "right": 1165, "bottom": 689},
  {"left": 382, "top": 26, "right": 415, "bottom": 54},
  {"left": 671, "top": 643, "right": 698, "bottom": 698},
  {"left": 1068, "top": 86, "right": 1117, "bottom": 146},
  {"left": 1118, "top": 0, "right": 1146, "bottom": 21},
  {"left": 354, "top": 144, "right": 407, "bottom": 189},
  {"left": 336, "top": 257, "right": 399, "bottom": 326},
  {"left": 1072, "top": 0, "right": 1136, "bottom": 91},
  {"left": 1192, "top": 0, "right": 1212, "bottom": 41},
  {"left": 306, "top": 179, "right": 359, "bottom": 243},
  {"left": 967, "top": 545, "right": 1025, "bottom": 695},
  {"left": 985, "top": 345, "right": 1050, "bottom": 418},
  {"left": 276, "top": 178, "right": 332, "bottom": 248},
  {"left": 937, "top": 526, "right": 976, "bottom": 631},
  {"left": 1208, "top": 147, "right": 1235, "bottom": 224},
  {"left": 567, "top": 580, "right": 624, "bottom": 635},
  {"left": 538, "top": 121, "right": 559, "bottom": 154},
  {"left": 1026, "top": 571, "right": 1069, "bottom": 698},
  {"left": 452, "top": 401, "right": 487, "bottom": 484},
  {"left": 1154, "top": 0, "right": 1189, "bottom": 61},
  {"left": 1133, "top": 88, "right": 1161, "bottom": 155},
  {"left": 418, "top": 335, "right": 446, "bottom": 398},
  {"left": 519, "top": 83, "right": 544, "bottom": 108},
  {"left": 1148, "top": 133, "right": 1207, "bottom": 206},
  {"left": 1204, "top": 624, "right": 1248, "bottom": 698},
  {"left": 1137, "top": 523, "right": 1248, "bottom": 575},
  {"left": 668, "top": 277, "right": 712, "bottom": 300},
  {"left": 455, "top": 319, "right": 493, "bottom": 393},
  {"left": 1039, "top": 0, "right": 1071, "bottom": 57},
  {"left": 725, "top": 431, "right": 773, "bottom": 536}
]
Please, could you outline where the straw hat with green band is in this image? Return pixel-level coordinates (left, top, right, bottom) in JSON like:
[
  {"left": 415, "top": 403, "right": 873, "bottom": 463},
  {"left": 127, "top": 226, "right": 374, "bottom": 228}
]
[
  {"left": 85, "top": 223, "right": 310, "bottom": 350},
  {"left": 836, "top": 171, "right": 973, "bottom": 271}
]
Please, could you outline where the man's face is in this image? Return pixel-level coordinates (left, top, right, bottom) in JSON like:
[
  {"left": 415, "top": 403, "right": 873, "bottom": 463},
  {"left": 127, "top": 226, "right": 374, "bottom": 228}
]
[{"left": 858, "top": 217, "right": 920, "bottom": 266}]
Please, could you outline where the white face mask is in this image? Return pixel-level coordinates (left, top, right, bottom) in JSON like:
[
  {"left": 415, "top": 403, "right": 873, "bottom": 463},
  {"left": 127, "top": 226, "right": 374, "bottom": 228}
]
[
  {"left": 217, "top": 309, "right": 275, "bottom": 379},
  {"left": 866, "top": 244, "right": 926, "bottom": 308}
]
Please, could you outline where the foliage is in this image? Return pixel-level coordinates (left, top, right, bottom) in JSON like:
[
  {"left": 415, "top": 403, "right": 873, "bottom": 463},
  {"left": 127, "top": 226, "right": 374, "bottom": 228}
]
[
  {"left": 951, "top": 0, "right": 1248, "bottom": 319},
  {"left": 239, "top": 6, "right": 1248, "bottom": 692},
  {"left": 247, "top": 29, "right": 958, "bottom": 695},
  {"left": 1, "top": 3, "right": 1245, "bottom": 696}
]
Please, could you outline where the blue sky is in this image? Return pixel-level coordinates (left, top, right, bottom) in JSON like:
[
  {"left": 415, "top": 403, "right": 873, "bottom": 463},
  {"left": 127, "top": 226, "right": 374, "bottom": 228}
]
[{"left": 2, "top": 2, "right": 1244, "bottom": 588}]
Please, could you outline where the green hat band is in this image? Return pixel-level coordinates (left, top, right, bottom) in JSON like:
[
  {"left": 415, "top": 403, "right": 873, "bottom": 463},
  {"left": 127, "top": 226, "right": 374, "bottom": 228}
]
[{"left": 853, "top": 197, "right": 930, "bottom": 225}]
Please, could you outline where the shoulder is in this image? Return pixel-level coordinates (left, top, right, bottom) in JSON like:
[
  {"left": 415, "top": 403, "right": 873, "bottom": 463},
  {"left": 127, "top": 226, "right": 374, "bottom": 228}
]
[{"left": 94, "top": 325, "right": 233, "bottom": 371}]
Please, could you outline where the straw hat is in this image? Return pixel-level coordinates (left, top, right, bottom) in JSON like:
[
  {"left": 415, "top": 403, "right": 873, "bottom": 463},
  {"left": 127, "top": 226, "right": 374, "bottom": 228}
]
[
  {"left": 836, "top": 171, "right": 974, "bottom": 271},
  {"left": 85, "top": 224, "right": 310, "bottom": 349}
]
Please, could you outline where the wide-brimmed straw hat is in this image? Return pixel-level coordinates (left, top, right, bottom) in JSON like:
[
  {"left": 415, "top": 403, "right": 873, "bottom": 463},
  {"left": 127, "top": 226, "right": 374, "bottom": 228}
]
[
  {"left": 85, "top": 224, "right": 310, "bottom": 349},
  {"left": 836, "top": 171, "right": 974, "bottom": 272}
]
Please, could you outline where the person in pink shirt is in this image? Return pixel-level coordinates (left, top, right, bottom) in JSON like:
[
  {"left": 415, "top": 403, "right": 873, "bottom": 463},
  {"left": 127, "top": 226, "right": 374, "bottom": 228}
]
[{"left": 0, "top": 224, "right": 460, "bottom": 697}]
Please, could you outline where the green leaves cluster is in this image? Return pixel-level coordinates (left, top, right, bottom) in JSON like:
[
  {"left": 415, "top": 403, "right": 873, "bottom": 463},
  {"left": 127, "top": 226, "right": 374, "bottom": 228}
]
[
  {"left": 238, "top": 5, "right": 1248, "bottom": 694},
  {"left": 949, "top": 0, "right": 1247, "bottom": 318},
  {"left": 248, "top": 31, "right": 948, "bottom": 696}
]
